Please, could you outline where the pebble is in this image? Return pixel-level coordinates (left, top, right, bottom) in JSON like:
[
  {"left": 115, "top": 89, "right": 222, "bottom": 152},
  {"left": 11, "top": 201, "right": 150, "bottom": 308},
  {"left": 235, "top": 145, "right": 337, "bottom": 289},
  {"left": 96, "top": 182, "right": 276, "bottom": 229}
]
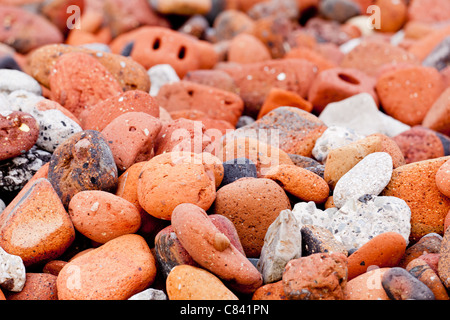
[
  {"left": 257, "top": 87, "right": 313, "bottom": 119},
  {"left": 282, "top": 252, "right": 348, "bottom": 300},
  {"left": 47, "top": 130, "right": 118, "bottom": 207},
  {"left": 332, "top": 152, "right": 393, "bottom": 208},
  {"left": 57, "top": 234, "right": 157, "bottom": 300},
  {"left": 423, "top": 88, "right": 450, "bottom": 138},
  {"left": 301, "top": 224, "right": 348, "bottom": 256},
  {"left": 381, "top": 267, "right": 435, "bottom": 300},
  {"left": 343, "top": 267, "right": 391, "bottom": 300},
  {"left": 257, "top": 209, "right": 302, "bottom": 284},
  {"left": 0, "top": 69, "right": 42, "bottom": 96},
  {"left": 438, "top": 227, "right": 450, "bottom": 289},
  {"left": 220, "top": 157, "right": 257, "bottom": 187},
  {"left": 406, "top": 258, "right": 449, "bottom": 300},
  {"left": 398, "top": 233, "right": 442, "bottom": 269},
  {"left": 128, "top": 288, "right": 167, "bottom": 300},
  {"left": 148, "top": 64, "right": 180, "bottom": 97},
  {"left": 0, "top": 246, "right": 26, "bottom": 292},
  {"left": 5, "top": 273, "right": 58, "bottom": 300}
]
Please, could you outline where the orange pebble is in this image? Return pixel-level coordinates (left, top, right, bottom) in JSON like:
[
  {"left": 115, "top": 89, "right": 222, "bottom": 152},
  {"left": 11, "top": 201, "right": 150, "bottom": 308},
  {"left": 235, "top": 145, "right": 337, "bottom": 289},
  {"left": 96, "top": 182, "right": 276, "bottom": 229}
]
[{"left": 257, "top": 87, "right": 313, "bottom": 119}]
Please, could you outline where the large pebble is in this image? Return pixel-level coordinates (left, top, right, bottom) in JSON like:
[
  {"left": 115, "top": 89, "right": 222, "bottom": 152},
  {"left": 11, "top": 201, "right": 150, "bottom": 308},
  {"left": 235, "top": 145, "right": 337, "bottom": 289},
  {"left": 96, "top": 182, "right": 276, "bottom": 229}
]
[
  {"left": 382, "top": 267, "right": 435, "bottom": 300},
  {"left": 220, "top": 157, "right": 257, "bottom": 187},
  {"left": 300, "top": 224, "right": 348, "bottom": 256},
  {"left": 148, "top": 64, "right": 180, "bottom": 97},
  {"left": 47, "top": 130, "right": 118, "bottom": 208},
  {"left": 257, "top": 209, "right": 302, "bottom": 284},
  {"left": 344, "top": 267, "right": 390, "bottom": 300},
  {"left": 56, "top": 234, "right": 157, "bottom": 300},
  {"left": 438, "top": 227, "right": 450, "bottom": 289},
  {"left": 128, "top": 288, "right": 167, "bottom": 300},
  {"left": 212, "top": 177, "right": 291, "bottom": 257},
  {"left": 6, "top": 273, "right": 58, "bottom": 300},
  {"left": 0, "top": 69, "right": 42, "bottom": 96},
  {"left": 171, "top": 203, "right": 263, "bottom": 294},
  {"left": 332, "top": 152, "right": 393, "bottom": 208},
  {"left": 282, "top": 252, "right": 348, "bottom": 300},
  {"left": 398, "top": 233, "right": 442, "bottom": 268},
  {"left": 406, "top": 258, "right": 449, "bottom": 300},
  {"left": 0, "top": 178, "right": 75, "bottom": 267}
]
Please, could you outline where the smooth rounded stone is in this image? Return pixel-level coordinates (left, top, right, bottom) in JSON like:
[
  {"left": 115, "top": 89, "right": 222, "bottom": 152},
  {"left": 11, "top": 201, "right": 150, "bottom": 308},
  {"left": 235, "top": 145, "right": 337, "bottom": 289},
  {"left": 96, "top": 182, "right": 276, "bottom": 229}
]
[
  {"left": 282, "top": 252, "right": 348, "bottom": 300},
  {"left": 183, "top": 69, "right": 239, "bottom": 95},
  {"left": 220, "top": 157, "right": 257, "bottom": 187},
  {"left": 436, "top": 158, "right": 450, "bottom": 198},
  {"left": 300, "top": 224, "right": 348, "bottom": 257},
  {"left": 257, "top": 209, "right": 302, "bottom": 284},
  {"left": 212, "top": 177, "right": 292, "bottom": 258},
  {"left": 0, "top": 55, "right": 22, "bottom": 72},
  {"left": 166, "top": 265, "right": 238, "bottom": 300},
  {"left": 47, "top": 130, "right": 118, "bottom": 208},
  {"left": 382, "top": 157, "right": 450, "bottom": 241},
  {"left": 0, "top": 145, "right": 51, "bottom": 194},
  {"left": 57, "top": 234, "right": 157, "bottom": 300},
  {"left": 42, "top": 260, "right": 67, "bottom": 277},
  {"left": 171, "top": 203, "right": 263, "bottom": 294},
  {"left": 330, "top": 195, "right": 411, "bottom": 251},
  {"left": 154, "top": 225, "right": 200, "bottom": 278},
  {"left": 235, "top": 115, "right": 255, "bottom": 129},
  {"left": 137, "top": 152, "right": 216, "bottom": 220},
  {"left": 418, "top": 253, "right": 441, "bottom": 275},
  {"left": 5, "top": 273, "right": 58, "bottom": 300},
  {"left": 422, "top": 35, "right": 450, "bottom": 71},
  {"left": 398, "top": 233, "right": 442, "bottom": 269},
  {"left": 422, "top": 88, "right": 450, "bottom": 136},
  {"left": 227, "top": 33, "right": 271, "bottom": 64},
  {"left": 0, "top": 246, "right": 26, "bottom": 292},
  {"left": 228, "top": 107, "right": 327, "bottom": 157},
  {"left": 148, "top": 64, "right": 180, "bottom": 96},
  {"left": 407, "top": 258, "right": 449, "bottom": 300},
  {"left": 319, "top": 0, "right": 360, "bottom": 23},
  {"left": 438, "top": 228, "right": 450, "bottom": 289},
  {"left": 252, "top": 280, "right": 288, "bottom": 300},
  {"left": 344, "top": 267, "right": 390, "bottom": 300},
  {"left": 318, "top": 93, "right": 410, "bottom": 137},
  {"left": 263, "top": 164, "right": 330, "bottom": 204},
  {"left": 257, "top": 87, "right": 313, "bottom": 120},
  {"left": 382, "top": 267, "right": 435, "bottom": 300},
  {"left": 68, "top": 190, "right": 141, "bottom": 244},
  {"left": 128, "top": 288, "right": 167, "bottom": 300},
  {"left": 312, "top": 126, "right": 364, "bottom": 163},
  {"left": 0, "top": 178, "right": 75, "bottom": 267},
  {"left": 0, "top": 110, "right": 40, "bottom": 161},
  {"left": 347, "top": 232, "right": 407, "bottom": 281},
  {"left": 0, "top": 70, "right": 41, "bottom": 96},
  {"left": 101, "top": 112, "right": 162, "bottom": 171},
  {"left": 324, "top": 133, "right": 405, "bottom": 189},
  {"left": 332, "top": 152, "right": 393, "bottom": 209}
]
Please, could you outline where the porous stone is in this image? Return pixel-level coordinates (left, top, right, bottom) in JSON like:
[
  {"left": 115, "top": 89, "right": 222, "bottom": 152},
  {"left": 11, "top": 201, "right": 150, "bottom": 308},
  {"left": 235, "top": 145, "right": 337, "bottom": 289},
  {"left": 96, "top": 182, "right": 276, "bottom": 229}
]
[
  {"left": 257, "top": 209, "right": 302, "bottom": 284},
  {"left": 301, "top": 224, "right": 348, "bottom": 256}
]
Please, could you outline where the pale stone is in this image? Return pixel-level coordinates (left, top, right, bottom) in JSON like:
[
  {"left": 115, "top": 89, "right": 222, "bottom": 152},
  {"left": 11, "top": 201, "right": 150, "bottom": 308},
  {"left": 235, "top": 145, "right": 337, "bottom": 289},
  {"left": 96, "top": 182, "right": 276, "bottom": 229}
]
[
  {"left": 0, "top": 246, "right": 26, "bottom": 292},
  {"left": 148, "top": 64, "right": 180, "bottom": 96},
  {"left": 257, "top": 209, "right": 302, "bottom": 284},
  {"left": 0, "top": 70, "right": 42, "bottom": 96},
  {"left": 128, "top": 288, "right": 167, "bottom": 300},
  {"left": 333, "top": 152, "right": 393, "bottom": 208}
]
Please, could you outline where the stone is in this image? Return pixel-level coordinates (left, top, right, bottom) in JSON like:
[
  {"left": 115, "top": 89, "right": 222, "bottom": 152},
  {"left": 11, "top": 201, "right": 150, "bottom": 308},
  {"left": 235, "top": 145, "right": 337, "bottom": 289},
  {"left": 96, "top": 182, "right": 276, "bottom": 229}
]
[
  {"left": 319, "top": 0, "right": 361, "bottom": 23},
  {"left": 220, "top": 157, "right": 257, "bottom": 187},
  {"left": 301, "top": 224, "right": 348, "bottom": 256},
  {"left": 318, "top": 93, "right": 410, "bottom": 137},
  {"left": 257, "top": 209, "right": 302, "bottom": 284},
  {"left": 263, "top": 164, "right": 330, "bottom": 203},
  {"left": 28, "top": 44, "right": 150, "bottom": 92},
  {"left": 183, "top": 69, "right": 239, "bottom": 94},
  {"left": 252, "top": 280, "right": 288, "bottom": 300},
  {"left": 375, "top": 65, "right": 445, "bottom": 126},
  {"left": 171, "top": 203, "right": 263, "bottom": 294},
  {"left": 222, "top": 59, "right": 317, "bottom": 117},
  {"left": 212, "top": 9, "right": 255, "bottom": 42},
  {"left": 257, "top": 87, "right": 313, "bottom": 120},
  {"left": 148, "top": 64, "right": 180, "bottom": 97},
  {"left": 0, "top": 146, "right": 51, "bottom": 195},
  {"left": 57, "top": 234, "right": 157, "bottom": 300},
  {"left": 308, "top": 67, "right": 377, "bottom": 114},
  {"left": 80, "top": 90, "right": 160, "bottom": 132},
  {"left": 343, "top": 267, "right": 390, "bottom": 300},
  {"left": 407, "top": 0, "right": 450, "bottom": 23},
  {"left": 422, "top": 36, "right": 450, "bottom": 71},
  {"left": 49, "top": 52, "right": 124, "bottom": 119},
  {"left": 284, "top": 46, "right": 337, "bottom": 74},
  {"left": 0, "top": 178, "right": 75, "bottom": 267},
  {"left": 155, "top": 80, "right": 244, "bottom": 126},
  {"left": 312, "top": 125, "right": 364, "bottom": 163},
  {"left": 398, "top": 233, "right": 442, "bottom": 269},
  {"left": 436, "top": 158, "right": 450, "bottom": 198},
  {"left": 406, "top": 258, "right": 449, "bottom": 300},
  {"left": 347, "top": 232, "right": 407, "bottom": 281},
  {"left": 422, "top": 88, "right": 450, "bottom": 136},
  {"left": 101, "top": 112, "right": 162, "bottom": 171},
  {"left": 5, "top": 273, "right": 58, "bottom": 300},
  {"left": 0, "top": 199, "right": 4, "bottom": 214},
  {"left": 47, "top": 130, "right": 118, "bottom": 208},
  {"left": 382, "top": 157, "right": 450, "bottom": 241},
  {"left": 128, "top": 288, "right": 167, "bottom": 300},
  {"left": 282, "top": 252, "right": 348, "bottom": 300},
  {"left": 212, "top": 177, "right": 291, "bottom": 258},
  {"left": 137, "top": 152, "right": 216, "bottom": 220},
  {"left": 0, "top": 246, "right": 25, "bottom": 292},
  {"left": 150, "top": 0, "right": 212, "bottom": 15},
  {"left": 418, "top": 253, "right": 441, "bottom": 275},
  {"left": 382, "top": 267, "right": 435, "bottom": 300},
  {"left": 68, "top": 190, "right": 141, "bottom": 244},
  {"left": 438, "top": 227, "right": 450, "bottom": 289},
  {"left": 332, "top": 152, "right": 393, "bottom": 208},
  {"left": 392, "top": 126, "right": 450, "bottom": 164},
  {"left": 227, "top": 33, "right": 271, "bottom": 64},
  {"left": 0, "top": 69, "right": 42, "bottom": 96},
  {"left": 166, "top": 265, "right": 238, "bottom": 300},
  {"left": 228, "top": 107, "right": 327, "bottom": 157},
  {"left": 0, "top": 5, "right": 63, "bottom": 54},
  {"left": 0, "top": 110, "right": 40, "bottom": 161},
  {"left": 324, "top": 133, "right": 405, "bottom": 189},
  {"left": 42, "top": 260, "right": 67, "bottom": 277},
  {"left": 373, "top": 0, "right": 407, "bottom": 33}
]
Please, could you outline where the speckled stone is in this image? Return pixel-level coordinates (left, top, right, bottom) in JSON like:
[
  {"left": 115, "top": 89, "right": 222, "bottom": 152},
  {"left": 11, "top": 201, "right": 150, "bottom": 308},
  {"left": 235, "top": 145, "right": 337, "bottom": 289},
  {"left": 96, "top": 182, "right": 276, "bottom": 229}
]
[
  {"left": 5, "top": 273, "right": 58, "bottom": 300},
  {"left": 438, "top": 227, "right": 450, "bottom": 289},
  {"left": 0, "top": 246, "right": 26, "bottom": 292},
  {"left": 220, "top": 157, "right": 257, "bottom": 187},
  {"left": 382, "top": 157, "right": 450, "bottom": 241},
  {"left": 407, "top": 258, "right": 449, "bottom": 300},
  {"left": 344, "top": 267, "right": 390, "bottom": 300},
  {"left": 128, "top": 288, "right": 167, "bottom": 300},
  {"left": 398, "top": 233, "right": 442, "bottom": 269},
  {"left": 382, "top": 267, "right": 435, "bottom": 300},
  {"left": 301, "top": 224, "right": 348, "bottom": 257},
  {"left": 47, "top": 130, "right": 118, "bottom": 208}
]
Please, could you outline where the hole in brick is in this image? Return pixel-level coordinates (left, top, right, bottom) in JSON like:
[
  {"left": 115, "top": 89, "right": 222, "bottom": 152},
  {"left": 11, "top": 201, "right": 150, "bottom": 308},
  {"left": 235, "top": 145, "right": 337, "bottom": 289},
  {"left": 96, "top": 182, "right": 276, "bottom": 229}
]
[
  {"left": 153, "top": 38, "right": 161, "bottom": 50},
  {"left": 129, "top": 126, "right": 136, "bottom": 132},
  {"left": 178, "top": 46, "right": 186, "bottom": 60},
  {"left": 338, "top": 73, "right": 360, "bottom": 85},
  {"left": 187, "top": 90, "right": 194, "bottom": 96}
]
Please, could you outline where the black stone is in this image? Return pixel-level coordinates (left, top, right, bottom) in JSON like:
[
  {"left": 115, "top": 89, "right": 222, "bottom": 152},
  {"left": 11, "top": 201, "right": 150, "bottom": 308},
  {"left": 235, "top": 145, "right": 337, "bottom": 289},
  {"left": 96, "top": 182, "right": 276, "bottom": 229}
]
[{"left": 220, "top": 157, "right": 257, "bottom": 187}]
